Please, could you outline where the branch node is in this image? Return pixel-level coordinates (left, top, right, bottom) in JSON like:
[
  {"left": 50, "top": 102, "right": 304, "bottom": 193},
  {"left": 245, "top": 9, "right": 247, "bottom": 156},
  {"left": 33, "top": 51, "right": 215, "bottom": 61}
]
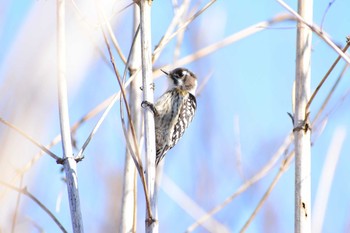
[
  {"left": 145, "top": 216, "right": 157, "bottom": 226},
  {"left": 56, "top": 157, "right": 66, "bottom": 165},
  {"left": 293, "top": 112, "right": 311, "bottom": 133},
  {"left": 75, "top": 156, "right": 85, "bottom": 163},
  {"left": 22, "top": 186, "right": 28, "bottom": 194}
]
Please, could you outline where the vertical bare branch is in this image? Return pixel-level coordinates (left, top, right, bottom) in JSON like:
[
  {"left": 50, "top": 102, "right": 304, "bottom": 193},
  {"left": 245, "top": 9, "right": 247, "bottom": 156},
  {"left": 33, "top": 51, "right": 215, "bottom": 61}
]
[
  {"left": 57, "top": 0, "right": 84, "bottom": 231},
  {"left": 120, "top": 5, "right": 143, "bottom": 233},
  {"left": 294, "top": 0, "right": 313, "bottom": 232},
  {"left": 138, "top": 0, "right": 158, "bottom": 231},
  {"left": 97, "top": 4, "right": 152, "bottom": 220}
]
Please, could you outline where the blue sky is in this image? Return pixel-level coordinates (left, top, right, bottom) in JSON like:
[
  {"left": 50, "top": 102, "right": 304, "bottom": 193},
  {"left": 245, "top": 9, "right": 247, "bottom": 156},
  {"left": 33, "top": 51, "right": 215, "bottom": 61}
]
[{"left": 1, "top": 0, "right": 350, "bottom": 232}]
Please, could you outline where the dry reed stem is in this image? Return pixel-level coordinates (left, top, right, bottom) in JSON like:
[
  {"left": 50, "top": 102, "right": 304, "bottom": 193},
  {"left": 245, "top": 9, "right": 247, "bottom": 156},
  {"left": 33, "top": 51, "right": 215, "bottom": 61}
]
[{"left": 97, "top": 4, "right": 153, "bottom": 220}]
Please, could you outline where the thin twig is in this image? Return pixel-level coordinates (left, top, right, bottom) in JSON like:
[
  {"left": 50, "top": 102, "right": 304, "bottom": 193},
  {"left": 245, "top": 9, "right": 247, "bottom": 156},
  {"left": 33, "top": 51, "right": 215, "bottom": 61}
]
[
  {"left": 195, "top": 71, "right": 214, "bottom": 97},
  {"left": 120, "top": 5, "right": 142, "bottom": 231},
  {"left": 306, "top": 37, "right": 350, "bottom": 115},
  {"left": 239, "top": 151, "right": 295, "bottom": 233},
  {"left": 173, "top": 0, "right": 191, "bottom": 62},
  {"left": 97, "top": 4, "right": 153, "bottom": 220},
  {"left": 117, "top": 23, "right": 154, "bottom": 220},
  {"left": 320, "top": 0, "right": 336, "bottom": 33},
  {"left": 0, "top": 117, "right": 60, "bottom": 161},
  {"left": 277, "top": 0, "right": 350, "bottom": 64},
  {"left": 185, "top": 133, "right": 294, "bottom": 232},
  {"left": 162, "top": 174, "right": 230, "bottom": 233},
  {"left": 104, "top": 12, "right": 128, "bottom": 64},
  {"left": 153, "top": 0, "right": 217, "bottom": 62},
  {"left": 312, "top": 64, "right": 349, "bottom": 126},
  {"left": 74, "top": 92, "right": 120, "bottom": 160},
  {"left": 0, "top": 181, "right": 68, "bottom": 233},
  {"left": 156, "top": 14, "right": 293, "bottom": 75},
  {"left": 74, "top": 28, "right": 139, "bottom": 160},
  {"left": 315, "top": 87, "right": 350, "bottom": 135},
  {"left": 11, "top": 175, "right": 23, "bottom": 233},
  {"left": 152, "top": 0, "right": 191, "bottom": 63}
]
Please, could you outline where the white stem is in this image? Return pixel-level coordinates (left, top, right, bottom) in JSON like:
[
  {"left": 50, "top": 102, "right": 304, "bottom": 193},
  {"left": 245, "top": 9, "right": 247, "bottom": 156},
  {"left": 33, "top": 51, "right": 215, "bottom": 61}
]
[
  {"left": 119, "top": 5, "right": 142, "bottom": 233},
  {"left": 139, "top": 0, "right": 158, "bottom": 232},
  {"left": 294, "top": 0, "right": 313, "bottom": 232},
  {"left": 57, "top": 0, "right": 84, "bottom": 232}
]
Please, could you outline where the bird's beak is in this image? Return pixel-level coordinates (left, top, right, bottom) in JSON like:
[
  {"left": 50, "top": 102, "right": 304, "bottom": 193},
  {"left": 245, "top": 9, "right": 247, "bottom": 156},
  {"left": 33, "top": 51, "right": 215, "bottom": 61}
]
[{"left": 160, "top": 69, "right": 169, "bottom": 75}]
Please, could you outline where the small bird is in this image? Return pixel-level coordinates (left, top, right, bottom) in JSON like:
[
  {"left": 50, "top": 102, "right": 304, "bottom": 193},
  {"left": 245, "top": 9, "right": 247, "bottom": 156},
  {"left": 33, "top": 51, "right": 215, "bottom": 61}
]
[{"left": 142, "top": 67, "right": 198, "bottom": 165}]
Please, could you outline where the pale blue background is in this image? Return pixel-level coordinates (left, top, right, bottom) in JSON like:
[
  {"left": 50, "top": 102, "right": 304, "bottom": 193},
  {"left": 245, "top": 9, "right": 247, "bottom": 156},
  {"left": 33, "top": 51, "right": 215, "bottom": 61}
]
[{"left": 1, "top": 0, "right": 350, "bottom": 232}]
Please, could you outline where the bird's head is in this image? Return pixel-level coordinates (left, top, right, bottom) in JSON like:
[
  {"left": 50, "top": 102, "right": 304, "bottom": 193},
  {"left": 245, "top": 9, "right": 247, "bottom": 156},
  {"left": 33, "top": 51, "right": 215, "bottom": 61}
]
[{"left": 161, "top": 67, "right": 197, "bottom": 95}]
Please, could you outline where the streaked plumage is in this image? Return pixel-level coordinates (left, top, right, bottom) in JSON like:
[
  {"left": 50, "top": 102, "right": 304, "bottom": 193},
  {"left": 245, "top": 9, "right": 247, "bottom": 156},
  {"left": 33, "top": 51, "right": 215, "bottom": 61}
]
[{"left": 154, "top": 68, "right": 198, "bottom": 165}]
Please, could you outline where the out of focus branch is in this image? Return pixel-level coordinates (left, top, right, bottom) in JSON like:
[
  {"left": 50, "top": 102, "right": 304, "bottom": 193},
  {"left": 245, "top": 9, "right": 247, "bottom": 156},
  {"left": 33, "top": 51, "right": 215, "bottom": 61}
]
[
  {"left": 277, "top": 0, "right": 350, "bottom": 64},
  {"left": 0, "top": 117, "right": 59, "bottom": 161},
  {"left": 0, "top": 181, "right": 67, "bottom": 233}
]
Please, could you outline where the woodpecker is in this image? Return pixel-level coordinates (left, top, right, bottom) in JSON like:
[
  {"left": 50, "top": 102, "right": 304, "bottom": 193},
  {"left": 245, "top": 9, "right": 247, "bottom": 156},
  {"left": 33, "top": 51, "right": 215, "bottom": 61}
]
[{"left": 142, "top": 67, "right": 198, "bottom": 166}]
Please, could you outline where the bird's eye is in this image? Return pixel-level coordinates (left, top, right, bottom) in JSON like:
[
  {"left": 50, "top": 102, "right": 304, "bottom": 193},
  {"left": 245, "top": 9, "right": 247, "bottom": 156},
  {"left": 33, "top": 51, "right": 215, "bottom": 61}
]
[
  {"left": 181, "top": 70, "right": 189, "bottom": 77},
  {"left": 174, "top": 71, "right": 182, "bottom": 79}
]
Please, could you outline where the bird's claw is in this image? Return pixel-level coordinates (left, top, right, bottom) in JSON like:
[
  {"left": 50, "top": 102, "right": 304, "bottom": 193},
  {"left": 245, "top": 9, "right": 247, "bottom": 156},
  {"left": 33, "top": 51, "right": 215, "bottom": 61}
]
[{"left": 141, "top": 101, "right": 159, "bottom": 117}]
